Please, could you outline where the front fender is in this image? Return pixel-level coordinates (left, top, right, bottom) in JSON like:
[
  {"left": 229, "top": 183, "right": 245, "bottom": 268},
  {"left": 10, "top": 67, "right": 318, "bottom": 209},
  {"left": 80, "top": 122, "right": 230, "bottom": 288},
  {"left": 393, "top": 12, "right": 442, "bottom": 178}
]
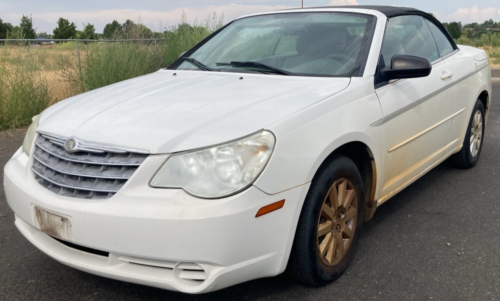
[{"left": 254, "top": 77, "right": 384, "bottom": 195}]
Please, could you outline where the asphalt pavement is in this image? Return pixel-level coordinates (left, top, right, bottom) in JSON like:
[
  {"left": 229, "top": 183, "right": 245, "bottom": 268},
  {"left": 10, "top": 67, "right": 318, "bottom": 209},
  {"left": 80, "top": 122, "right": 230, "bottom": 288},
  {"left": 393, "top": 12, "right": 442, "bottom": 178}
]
[{"left": 1, "top": 82, "right": 499, "bottom": 301}]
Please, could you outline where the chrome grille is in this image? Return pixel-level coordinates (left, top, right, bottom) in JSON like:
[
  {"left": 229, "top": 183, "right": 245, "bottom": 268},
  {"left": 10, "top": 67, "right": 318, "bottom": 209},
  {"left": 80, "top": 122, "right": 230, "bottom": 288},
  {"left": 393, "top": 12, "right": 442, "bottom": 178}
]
[{"left": 32, "top": 135, "right": 148, "bottom": 199}]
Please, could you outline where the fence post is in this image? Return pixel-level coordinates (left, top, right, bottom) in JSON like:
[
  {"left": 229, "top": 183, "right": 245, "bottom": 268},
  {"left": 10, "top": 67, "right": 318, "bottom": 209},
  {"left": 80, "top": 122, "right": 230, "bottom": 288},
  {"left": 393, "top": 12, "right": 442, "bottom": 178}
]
[
  {"left": 76, "top": 40, "right": 82, "bottom": 79},
  {"left": 154, "top": 39, "right": 157, "bottom": 55}
]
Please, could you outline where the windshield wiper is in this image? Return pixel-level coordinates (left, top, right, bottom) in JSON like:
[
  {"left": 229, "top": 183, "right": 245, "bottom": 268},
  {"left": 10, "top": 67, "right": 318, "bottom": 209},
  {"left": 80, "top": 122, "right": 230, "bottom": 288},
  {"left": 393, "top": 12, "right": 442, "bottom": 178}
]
[
  {"left": 216, "top": 61, "right": 292, "bottom": 75},
  {"left": 180, "top": 57, "right": 217, "bottom": 71}
]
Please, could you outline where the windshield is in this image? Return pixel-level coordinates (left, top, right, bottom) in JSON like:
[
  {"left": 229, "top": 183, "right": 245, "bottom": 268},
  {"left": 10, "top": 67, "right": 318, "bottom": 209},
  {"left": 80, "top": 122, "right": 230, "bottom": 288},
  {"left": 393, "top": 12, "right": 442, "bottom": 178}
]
[{"left": 170, "top": 12, "right": 375, "bottom": 77}]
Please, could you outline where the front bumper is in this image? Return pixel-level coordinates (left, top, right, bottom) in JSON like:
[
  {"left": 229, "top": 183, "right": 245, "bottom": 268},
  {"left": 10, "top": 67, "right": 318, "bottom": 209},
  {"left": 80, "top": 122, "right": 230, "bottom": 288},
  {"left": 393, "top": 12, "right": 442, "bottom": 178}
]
[{"left": 4, "top": 148, "right": 309, "bottom": 293}]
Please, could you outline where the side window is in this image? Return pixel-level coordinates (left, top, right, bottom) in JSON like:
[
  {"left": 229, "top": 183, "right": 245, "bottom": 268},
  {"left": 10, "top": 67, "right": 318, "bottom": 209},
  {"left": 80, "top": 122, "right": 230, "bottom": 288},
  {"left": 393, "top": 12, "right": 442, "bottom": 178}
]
[
  {"left": 424, "top": 19, "right": 455, "bottom": 57},
  {"left": 381, "top": 15, "right": 440, "bottom": 67}
]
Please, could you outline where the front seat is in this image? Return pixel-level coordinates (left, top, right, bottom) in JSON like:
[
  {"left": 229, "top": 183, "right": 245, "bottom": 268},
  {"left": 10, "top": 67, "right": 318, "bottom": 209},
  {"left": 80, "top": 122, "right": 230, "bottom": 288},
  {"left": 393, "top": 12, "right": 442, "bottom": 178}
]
[{"left": 282, "top": 26, "right": 351, "bottom": 70}]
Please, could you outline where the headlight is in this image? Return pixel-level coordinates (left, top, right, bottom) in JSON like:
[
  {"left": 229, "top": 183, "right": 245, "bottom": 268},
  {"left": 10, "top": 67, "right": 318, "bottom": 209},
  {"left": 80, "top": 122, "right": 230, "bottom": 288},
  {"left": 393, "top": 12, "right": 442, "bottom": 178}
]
[
  {"left": 22, "top": 114, "right": 41, "bottom": 155},
  {"left": 150, "top": 130, "right": 276, "bottom": 198}
]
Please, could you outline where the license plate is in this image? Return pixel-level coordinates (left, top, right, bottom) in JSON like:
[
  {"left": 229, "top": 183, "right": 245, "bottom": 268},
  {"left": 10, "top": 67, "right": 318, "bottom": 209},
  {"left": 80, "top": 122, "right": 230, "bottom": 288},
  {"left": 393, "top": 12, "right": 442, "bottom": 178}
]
[{"left": 34, "top": 207, "right": 73, "bottom": 241}]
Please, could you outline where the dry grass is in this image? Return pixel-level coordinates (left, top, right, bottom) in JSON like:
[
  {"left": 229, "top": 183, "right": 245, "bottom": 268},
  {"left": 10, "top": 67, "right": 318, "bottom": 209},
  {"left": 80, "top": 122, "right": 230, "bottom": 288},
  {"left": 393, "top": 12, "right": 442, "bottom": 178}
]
[
  {"left": 477, "top": 47, "right": 500, "bottom": 68},
  {"left": 2, "top": 43, "right": 500, "bottom": 102},
  {"left": 0, "top": 15, "right": 223, "bottom": 130},
  {"left": 0, "top": 41, "right": 172, "bottom": 130},
  {"left": 1, "top": 45, "right": 78, "bottom": 102},
  {"left": 456, "top": 34, "right": 500, "bottom": 67},
  {"left": 485, "top": 47, "right": 500, "bottom": 67},
  {"left": 0, "top": 44, "right": 84, "bottom": 129},
  {"left": 1, "top": 42, "right": 165, "bottom": 104}
]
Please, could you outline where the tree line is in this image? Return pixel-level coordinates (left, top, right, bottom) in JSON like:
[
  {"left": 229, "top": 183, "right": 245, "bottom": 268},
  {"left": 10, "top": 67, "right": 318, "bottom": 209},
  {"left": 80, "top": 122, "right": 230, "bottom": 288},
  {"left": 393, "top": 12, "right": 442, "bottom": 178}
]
[
  {"left": 0, "top": 15, "right": 163, "bottom": 40},
  {"left": 3, "top": 13, "right": 498, "bottom": 42},
  {"left": 443, "top": 19, "right": 500, "bottom": 40}
]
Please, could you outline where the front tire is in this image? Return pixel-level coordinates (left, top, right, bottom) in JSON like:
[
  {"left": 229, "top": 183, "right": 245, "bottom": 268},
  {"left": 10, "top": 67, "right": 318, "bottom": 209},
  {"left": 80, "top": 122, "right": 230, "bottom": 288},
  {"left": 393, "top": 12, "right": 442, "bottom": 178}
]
[
  {"left": 450, "top": 99, "right": 485, "bottom": 169},
  {"left": 287, "top": 154, "right": 364, "bottom": 286}
]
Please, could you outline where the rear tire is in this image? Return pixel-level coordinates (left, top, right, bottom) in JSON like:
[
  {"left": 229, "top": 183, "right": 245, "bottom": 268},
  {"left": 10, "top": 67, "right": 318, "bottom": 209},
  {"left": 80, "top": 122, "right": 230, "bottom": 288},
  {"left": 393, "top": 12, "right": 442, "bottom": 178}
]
[
  {"left": 450, "top": 99, "right": 485, "bottom": 169},
  {"left": 287, "top": 154, "right": 364, "bottom": 286}
]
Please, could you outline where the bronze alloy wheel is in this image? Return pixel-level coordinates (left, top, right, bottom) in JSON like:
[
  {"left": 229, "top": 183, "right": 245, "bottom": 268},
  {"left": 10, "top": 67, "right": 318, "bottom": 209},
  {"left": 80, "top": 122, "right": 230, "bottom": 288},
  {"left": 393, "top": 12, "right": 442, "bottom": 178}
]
[
  {"left": 450, "top": 99, "right": 485, "bottom": 169},
  {"left": 287, "top": 154, "right": 364, "bottom": 285},
  {"left": 317, "top": 178, "right": 358, "bottom": 266},
  {"left": 470, "top": 109, "right": 483, "bottom": 158}
]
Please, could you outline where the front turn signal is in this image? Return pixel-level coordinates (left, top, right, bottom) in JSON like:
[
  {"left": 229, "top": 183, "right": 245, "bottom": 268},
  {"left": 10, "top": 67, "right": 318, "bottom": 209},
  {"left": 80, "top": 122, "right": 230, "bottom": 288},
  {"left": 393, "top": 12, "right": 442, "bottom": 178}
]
[{"left": 255, "top": 200, "right": 285, "bottom": 218}]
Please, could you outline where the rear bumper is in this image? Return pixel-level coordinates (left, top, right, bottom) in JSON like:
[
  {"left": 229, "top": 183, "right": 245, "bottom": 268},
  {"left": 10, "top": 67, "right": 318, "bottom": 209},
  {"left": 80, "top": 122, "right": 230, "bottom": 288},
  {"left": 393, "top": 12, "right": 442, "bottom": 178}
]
[{"left": 4, "top": 148, "right": 309, "bottom": 293}]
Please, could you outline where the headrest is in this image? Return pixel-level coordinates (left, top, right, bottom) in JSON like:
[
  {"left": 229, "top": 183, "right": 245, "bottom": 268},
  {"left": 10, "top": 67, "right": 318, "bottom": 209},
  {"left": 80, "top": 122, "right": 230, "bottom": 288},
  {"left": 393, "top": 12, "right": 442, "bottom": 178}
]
[
  {"left": 401, "top": 34, "right": 426, "bottom": 55},
  {"left": 296, "top": 26, "right": 351, "bottom": 57}
]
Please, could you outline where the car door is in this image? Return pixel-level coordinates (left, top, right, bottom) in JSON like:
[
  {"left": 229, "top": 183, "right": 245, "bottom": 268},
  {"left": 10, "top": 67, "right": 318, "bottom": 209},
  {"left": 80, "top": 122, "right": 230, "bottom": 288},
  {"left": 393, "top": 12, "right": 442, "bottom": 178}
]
[
  {"left": 424, "top": 18, "right": 477, "bottom": 150},
  {"left": 374, "top": 15, "right": 457, "bottom": 201}
]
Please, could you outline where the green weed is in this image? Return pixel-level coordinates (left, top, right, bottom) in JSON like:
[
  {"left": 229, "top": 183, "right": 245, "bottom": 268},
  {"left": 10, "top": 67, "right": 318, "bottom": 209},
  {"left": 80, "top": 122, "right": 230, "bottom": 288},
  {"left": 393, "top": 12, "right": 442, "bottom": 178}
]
[
  {"left": 0, "top": 13, "right": 222, "bottom": 130},
  {"left": 0, "top": 53, "right": 51, "bottom": 130}
]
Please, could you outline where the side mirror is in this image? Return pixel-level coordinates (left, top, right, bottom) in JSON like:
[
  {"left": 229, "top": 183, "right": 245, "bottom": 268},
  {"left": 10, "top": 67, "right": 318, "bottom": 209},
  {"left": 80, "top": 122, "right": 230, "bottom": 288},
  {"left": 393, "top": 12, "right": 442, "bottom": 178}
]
[{"left": 380, "top": 55, "right": 432, "bottom": 81}]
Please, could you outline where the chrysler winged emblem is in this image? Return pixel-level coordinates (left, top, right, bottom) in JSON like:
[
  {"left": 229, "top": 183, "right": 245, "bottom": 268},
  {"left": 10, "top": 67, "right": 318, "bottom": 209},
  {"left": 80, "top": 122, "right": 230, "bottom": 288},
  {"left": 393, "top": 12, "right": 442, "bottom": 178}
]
[{"left": 64, "top": 139, "right": 77, "bottom": 152}]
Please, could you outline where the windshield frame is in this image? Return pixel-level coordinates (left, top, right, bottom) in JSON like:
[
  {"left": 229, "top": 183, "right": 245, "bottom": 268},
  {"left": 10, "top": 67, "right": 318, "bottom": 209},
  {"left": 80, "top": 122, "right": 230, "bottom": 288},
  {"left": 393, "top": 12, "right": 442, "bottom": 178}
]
[{"left": 167, "top": 12, "right": 378, "bottom": 78}]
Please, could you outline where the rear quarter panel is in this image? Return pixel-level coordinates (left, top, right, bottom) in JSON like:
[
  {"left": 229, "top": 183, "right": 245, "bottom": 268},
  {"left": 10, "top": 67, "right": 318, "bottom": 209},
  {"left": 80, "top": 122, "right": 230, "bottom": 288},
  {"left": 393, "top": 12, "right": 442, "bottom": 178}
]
[{"left": 448, "top": 46, "right": 492, "bottom": 147}]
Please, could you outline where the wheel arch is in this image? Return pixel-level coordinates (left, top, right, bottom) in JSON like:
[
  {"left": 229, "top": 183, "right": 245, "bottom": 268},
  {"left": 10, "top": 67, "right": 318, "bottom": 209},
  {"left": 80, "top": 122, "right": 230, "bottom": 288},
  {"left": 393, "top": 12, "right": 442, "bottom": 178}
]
[
  {"left": 313, "top": 141, "right": 378, "bottom": 222},
  {"left": 478, "top": 90, "right": 490, "bottom": 122}
]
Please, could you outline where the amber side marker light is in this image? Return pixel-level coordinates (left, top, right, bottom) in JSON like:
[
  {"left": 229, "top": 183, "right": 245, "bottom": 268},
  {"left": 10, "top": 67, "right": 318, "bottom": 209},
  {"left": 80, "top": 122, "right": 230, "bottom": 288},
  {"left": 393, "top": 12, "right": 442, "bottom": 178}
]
[{"left": 255, "top": 200, "right": 285, "bottom": 217}]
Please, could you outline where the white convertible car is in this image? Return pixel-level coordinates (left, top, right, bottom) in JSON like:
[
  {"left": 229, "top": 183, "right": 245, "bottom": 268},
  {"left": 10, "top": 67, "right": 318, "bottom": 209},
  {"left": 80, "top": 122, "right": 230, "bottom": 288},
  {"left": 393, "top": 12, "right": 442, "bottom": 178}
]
[{"left": 4, "top": 5, "right": 492, "bottom": 294}]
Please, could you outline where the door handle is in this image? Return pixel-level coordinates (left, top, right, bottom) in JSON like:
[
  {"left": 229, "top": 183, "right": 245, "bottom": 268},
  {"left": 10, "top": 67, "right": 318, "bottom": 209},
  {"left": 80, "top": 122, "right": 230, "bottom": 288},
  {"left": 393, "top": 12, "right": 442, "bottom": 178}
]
[{"left": 441, "top": 71, "right": 453, "bottom": 80}]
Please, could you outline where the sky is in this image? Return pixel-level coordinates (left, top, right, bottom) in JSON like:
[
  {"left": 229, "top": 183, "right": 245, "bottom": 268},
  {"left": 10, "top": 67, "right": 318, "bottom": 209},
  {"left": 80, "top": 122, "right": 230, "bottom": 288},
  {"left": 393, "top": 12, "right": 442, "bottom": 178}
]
[{"left": 1, "top": 0, "right": 500, "bottom": 33}]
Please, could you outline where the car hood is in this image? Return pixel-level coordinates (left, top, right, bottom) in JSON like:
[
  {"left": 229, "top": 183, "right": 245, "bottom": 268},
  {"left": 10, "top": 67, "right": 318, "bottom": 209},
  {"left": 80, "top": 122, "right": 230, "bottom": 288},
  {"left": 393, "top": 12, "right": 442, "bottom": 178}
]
[{"left": 39, "top": 70, "right": 350, "bottom": 154}]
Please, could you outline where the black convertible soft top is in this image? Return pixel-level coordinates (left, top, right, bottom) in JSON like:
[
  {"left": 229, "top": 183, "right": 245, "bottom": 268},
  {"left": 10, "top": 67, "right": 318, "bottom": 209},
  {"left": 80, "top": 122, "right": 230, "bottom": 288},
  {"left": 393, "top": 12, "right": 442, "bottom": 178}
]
[
  {"left": 284, "top": 5, "right": 440, "bottom": 25},
  {"left": 322, "top": 5, "right": 425, "bottom": 17}
]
